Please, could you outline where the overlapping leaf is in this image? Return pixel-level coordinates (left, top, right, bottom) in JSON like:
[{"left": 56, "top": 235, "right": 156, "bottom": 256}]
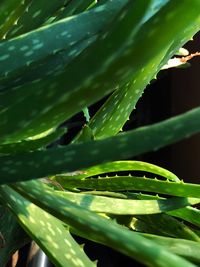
[
  {"left": 0, "top": 205, "right": 29, "bottom": 267},
  {"left": 0, "top": 106, "right": 200, "bottom": 184},
  {"left": 0, "top": 0, "right": 32, "bottom": 39},
  {"left": 53, "top": 160, "right": 179, "bottom": 182},
  {"left": 64, "top": 175, "right": 200, "bottom": 198},
  {"left": 54, "top": 190, "right": 199, "bottom": 215},
  {"left": 139, "top": 233, "right": 200, "bottom": 263},
  {"left": 0, "top": 186, "right": 95, "bottom": 267},
  {"left": 11, "top": 180, "right": 197, "bottom": 267},
  {"left": 2, "top": 1, "right": 200, "bottom": 143},
  {"left": 6, "top": 0, "right": 70, "bottom": 38},
  {"left": 74, "top": 0, "right": 200, "bottom": 141},
  {"left": 0, "top": 0, "right": 125, "bottom": 93}
]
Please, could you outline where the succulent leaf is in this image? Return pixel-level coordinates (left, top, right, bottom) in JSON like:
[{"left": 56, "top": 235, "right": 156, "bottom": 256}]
[
  {"left": 0, "top": 106, "right": 200, "bottom": 184},
  {"left": 11, "top": 180, "right": 197, "bottom": 267},
  {"left": 53, "top": 160, "right": 179, "bottom": 182},
  {"left": 0, "top": 186, "right": 95, "bottom": 267},
  {"left": 54, "top": 190, "right": 199, "bottom": 215},
  {"left": 64, "top": 175, "right": 200, "bottom": 198}
]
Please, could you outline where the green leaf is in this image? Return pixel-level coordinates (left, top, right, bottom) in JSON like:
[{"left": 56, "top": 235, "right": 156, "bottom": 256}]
[
  {"left": 74, "top": 0, "right": 200, "bottom": 141},
  {"left": 0, "top": 127, "right": 67, "bottom": 155},
  {"left": 121, "top": 192, "right": 200, "bottom": 239},
  {"left": 139, "top": 233, "right": 200, "bottom": 263},
  {"left": 0, "top": 0, "right": 124, "bottom": 92},
  {"left": 6, "top": 0, "right": 70, "bottom": 38},
  {"left": 53, "top": 0, "right": 95, "bottom": 20},
  {"left": 53, "top": 160, "right": 179, "bottom": 182},
  {"left": 125, "top": 192, "right": 200, "bottom": 229},
  {"left": 70, "top": 226, "right": 200, "bottom": 263},
  {"left": 12, "top": 180, "right": 198, "bottom": 267},
  {"left": 130, "top": 213, "right": 200, "bottom": 242},
  {"left": 1, "top": 1, "right": 200, "bottom": 144},
  {"left": 54, "top": 190, "right": 199, "bottom": 215},
  {"left": 0, "top": 0, "right": 177, "bottom": 142},
  {"left": 64, "top": 175, "right": 200, "bottom": 198},
  {"left": 0, "top": 106, "right": 200, "bottom": 184},
  {"left": 0, "top": 186, "right": 95, "bottom": 267},
  {"left": 0, "top": 205, "right": 30, "bottom": 267},
  {"left": 0, "top": 0, "right": 31, "bottom": 39},
  {"left": 169, "top": 206, "right": 200, "bottom": 229}
]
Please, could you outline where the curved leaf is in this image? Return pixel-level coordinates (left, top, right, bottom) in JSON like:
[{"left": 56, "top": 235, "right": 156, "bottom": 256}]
[
  {"left": 0, "top": 0, "right": 124, "bottom": 92},
  {"left": 6, "top": 0, "right": 70, "bottom": 38},
  {"left": 169, "top": 206, "right": 200, "bottom": 229},
  {"left": 54, "top": 191, "right": 199, "bottom": 215},
  {"left": 12, "top": 180, "right": 197, "bottom": 267},
  {"left": 0, "top": 186, "right": 95, "bottom": 267},
  {"left": 53, "top": 160, "right": 179, "bottom": 182},
  {"left": 0, "top": 106, "right": 199, "bottom": 184},
  {"left": 64, "top": 175, "right": 200, "bottom": 198},
  {"left": 53, "top": 0, "right": 95, "bottom": 20},
  {"left": 140, "top": 233, "right": 200, "bottom": 264},
  {"left": 74, "top": 0, "right": 200, "bottom": 141},
  {"left": 0, "top": 127, "right": 67, "bottom": 155},
  {"left": 0, "top": 0, "right": 31, "bottom": 39}
]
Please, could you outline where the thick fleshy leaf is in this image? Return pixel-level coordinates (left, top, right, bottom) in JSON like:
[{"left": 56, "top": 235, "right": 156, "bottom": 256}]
[
  {"left": 11, "top": 180, "right": 197, "bottom": 267},
  {"left": 169, "top": 206, "right": 200, "bottom": 228},
  {"left": 0, "top": 127, "right": 67, "bottom": 155},
  {"left": 0, "top": 186, "right": 95, "bottom": 267},
  {"left": 131, "top": 213, "right": 200, "bottom": 242},
  {"left": 2, "top": 1, "right": 200, "bottom": 143},
  {"left": 0, "top": 106, "right": 200, "bottom": 184},
  {"left": 139, "top": 233, "right": 200, "bottom": 263},
  {"left": 63, "top": 175, "right": 200, "bottom": 198},
  {"left": 70, "top": 226, "right": 200, "bottom": 263},
  {"left": 0, "top": 0, "right": 150, "bottom": 143},
  {"left": 0, "top": 0, "right": 125, "bottom": 93},
  {"left": 53, "top": 160, "right": 179, "bottom": 182},
  {"left": 126, "top": 192, "right": 200, "bottom": 229},
  {"left": 122, "top": 192, "right": 200, "bottom": 238},
  {"left": 74, "top": 0, "right": 200, "bottom": 141},
  {"left": 54, "top": 190, "right": 199, "bottom": 215}
]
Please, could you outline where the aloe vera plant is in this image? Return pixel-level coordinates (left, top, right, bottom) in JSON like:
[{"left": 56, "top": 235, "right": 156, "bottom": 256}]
[{"left": 0, "top": 1, "right": 200, "bottom": 266}]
